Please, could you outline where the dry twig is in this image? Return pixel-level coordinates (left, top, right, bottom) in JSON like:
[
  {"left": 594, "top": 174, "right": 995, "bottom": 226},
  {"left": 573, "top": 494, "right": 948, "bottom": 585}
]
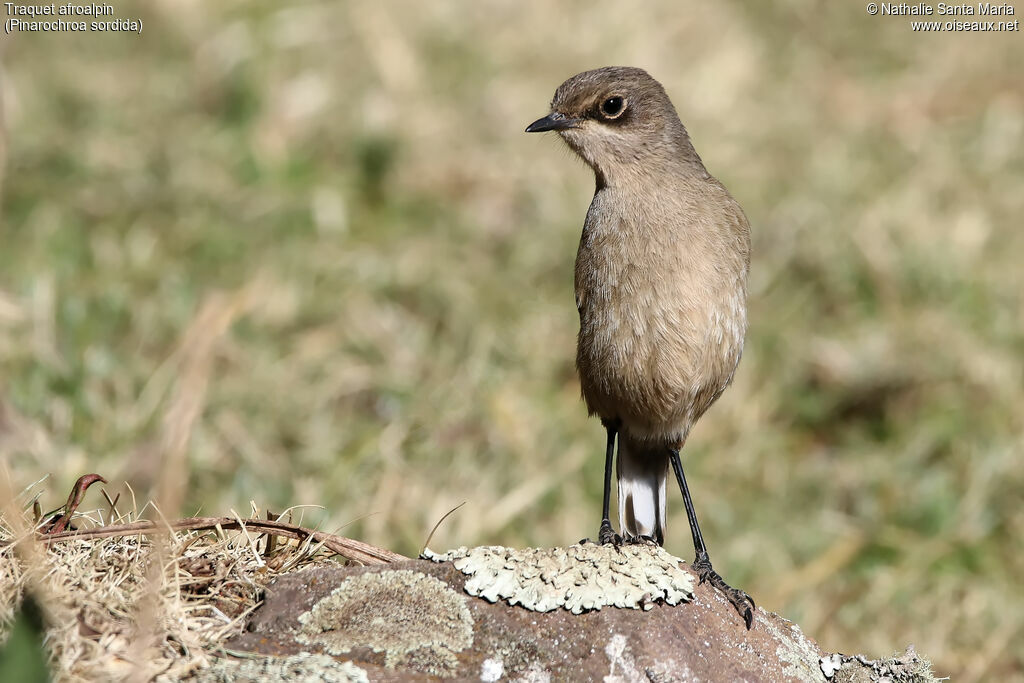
[
  {"left": 33, "top": 516, "right": 406, "bottom": 565},
  {"left": 43, "top": 473, "right": 108, "bottom": 534}
]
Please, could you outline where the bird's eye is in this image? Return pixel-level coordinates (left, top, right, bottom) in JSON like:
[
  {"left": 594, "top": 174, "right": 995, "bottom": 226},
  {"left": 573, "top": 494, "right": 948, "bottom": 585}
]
[{"left": 600, "top": 96, "right": 626, "bottom": 118}]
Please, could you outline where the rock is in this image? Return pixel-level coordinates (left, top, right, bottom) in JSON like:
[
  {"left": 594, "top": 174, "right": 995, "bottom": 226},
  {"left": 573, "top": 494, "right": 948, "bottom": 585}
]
[{"left": 218, "top": 544, "right": 936, "bottom": 682}]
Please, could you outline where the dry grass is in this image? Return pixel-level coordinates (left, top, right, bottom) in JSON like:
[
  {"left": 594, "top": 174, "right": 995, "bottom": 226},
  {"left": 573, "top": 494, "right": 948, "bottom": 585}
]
[
  {"left": 1, "top": 0, "right": 1022, "bottom": 679},
  {"left": 0, "top": 477, "right": 351, "bottom": 681}
]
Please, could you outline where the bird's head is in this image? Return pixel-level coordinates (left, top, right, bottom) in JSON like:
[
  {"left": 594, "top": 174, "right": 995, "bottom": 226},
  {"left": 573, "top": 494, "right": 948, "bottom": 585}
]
[{"left": 526, "top": 66, "right": 703, "bottom": 185}]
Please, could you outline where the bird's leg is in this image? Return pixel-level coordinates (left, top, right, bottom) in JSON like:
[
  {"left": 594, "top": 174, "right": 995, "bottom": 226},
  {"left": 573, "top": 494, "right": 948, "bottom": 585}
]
[
  {"left": 668, "top": 447, "right": 755, "bottom": 629},
  {"left": 598, "top": 422, "right": 621, "bottom": 546}
]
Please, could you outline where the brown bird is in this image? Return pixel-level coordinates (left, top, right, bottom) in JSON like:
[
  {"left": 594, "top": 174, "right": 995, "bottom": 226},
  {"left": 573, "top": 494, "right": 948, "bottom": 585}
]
[{"left": 526, "top": 66, "right": 754, "bottom": 627}]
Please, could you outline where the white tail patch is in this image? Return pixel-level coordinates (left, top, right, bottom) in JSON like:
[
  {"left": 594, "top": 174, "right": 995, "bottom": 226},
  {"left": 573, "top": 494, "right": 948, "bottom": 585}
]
[{"left": 616, "top": 436, "right": 668, "bottom": 543}]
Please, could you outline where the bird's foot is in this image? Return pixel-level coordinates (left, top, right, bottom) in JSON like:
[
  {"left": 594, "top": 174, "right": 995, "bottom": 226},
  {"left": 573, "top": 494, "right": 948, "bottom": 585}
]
[
  {"left": 598, "top": 518, "right": 622, "bottom": 548},
  {"left": 579, "top": 519, "right": 623, "bottom": 548},
  {"left": 692, "top": 552, "right": 755, "bottom": 629}
]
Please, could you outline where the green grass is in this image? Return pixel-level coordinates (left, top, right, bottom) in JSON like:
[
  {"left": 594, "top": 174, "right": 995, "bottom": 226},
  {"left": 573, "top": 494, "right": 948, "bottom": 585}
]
[{"left": 1, "top": 1, "right": 1022, "bottom": 679}]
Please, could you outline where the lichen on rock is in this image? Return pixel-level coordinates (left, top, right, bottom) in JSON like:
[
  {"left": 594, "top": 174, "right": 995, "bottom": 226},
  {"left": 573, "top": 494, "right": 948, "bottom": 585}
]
[
  {"left": 423, "top": 543, "right": 694, "bottom": 614},
  {"left": 183, "top": 652, "right": 369, "bottom": 683},
  {"left": 761, "top": 616, "right": 826, "bottom": 682},
  {"left": 294, "top": 569, "right": 474, "bottom": 676},
  {"left": 822, "top": 646, "right": 938, "bottom": 683}
]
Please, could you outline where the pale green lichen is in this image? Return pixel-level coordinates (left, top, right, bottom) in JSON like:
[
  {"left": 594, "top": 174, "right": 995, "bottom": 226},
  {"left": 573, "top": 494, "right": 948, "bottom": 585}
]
[
  {"left": 825, "top": 646, "right": 937, "bottom": 683},
  {"left": 423, "top": 543, "right": 694, "bottom": 614},
  {"left": 183, "top": 652, "right": 369, "bottom": 683},
  {"left": 761, "top": 617, "right": 827, "bottom": 682},
  {"left": 295, "top": 569, "right": 474, "bottom": 677}
]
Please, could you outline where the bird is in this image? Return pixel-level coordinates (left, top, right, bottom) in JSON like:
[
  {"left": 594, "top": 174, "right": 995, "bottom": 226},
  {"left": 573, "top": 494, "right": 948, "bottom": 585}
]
[{"left": 525, "top": 66, "right": 754, "bottom": 628}]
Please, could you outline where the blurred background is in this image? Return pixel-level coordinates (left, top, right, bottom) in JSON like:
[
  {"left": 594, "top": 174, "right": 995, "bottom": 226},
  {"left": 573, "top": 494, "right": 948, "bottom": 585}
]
[{"left": 1, "top": 0, "right": 1021, "bottom": 679}]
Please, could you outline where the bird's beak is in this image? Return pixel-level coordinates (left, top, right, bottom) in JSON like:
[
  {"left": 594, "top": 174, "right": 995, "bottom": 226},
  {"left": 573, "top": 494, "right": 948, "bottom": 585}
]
[{"left": 525, "top": 112, "right": 580, "bottom": 133}]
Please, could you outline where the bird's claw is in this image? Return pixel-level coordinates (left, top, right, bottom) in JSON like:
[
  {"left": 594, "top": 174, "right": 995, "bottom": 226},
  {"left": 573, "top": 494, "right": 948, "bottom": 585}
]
[
  {"left": 692, "top": 553, "right": 755, "bottom": 629},
  {"left": 598, "top": 518, "right": 623, "bottom": 550}
]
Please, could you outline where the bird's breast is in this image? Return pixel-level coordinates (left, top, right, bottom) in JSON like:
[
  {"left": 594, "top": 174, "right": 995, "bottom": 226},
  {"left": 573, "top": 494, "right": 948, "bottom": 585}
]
[{"left": 573, "top": 195, "right": 747, "bottom": 436}]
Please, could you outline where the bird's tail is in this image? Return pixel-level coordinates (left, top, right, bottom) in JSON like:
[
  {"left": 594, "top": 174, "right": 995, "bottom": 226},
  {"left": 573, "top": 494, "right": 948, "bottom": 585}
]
[{"left": 616, "top": 434, "right": 669, "bottom": 545}]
